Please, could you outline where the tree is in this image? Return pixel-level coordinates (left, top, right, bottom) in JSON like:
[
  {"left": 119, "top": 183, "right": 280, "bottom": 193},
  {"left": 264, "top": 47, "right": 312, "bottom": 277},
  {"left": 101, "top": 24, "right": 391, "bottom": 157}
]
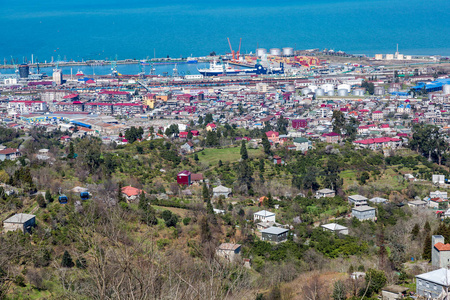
[
  {"left": 259, "top": 158, "right": 265, "bottom": 173},
  {"left": 36, "top": 194, "right": 46, "bottom": 208},
  {"left": 332, "top": 280, "right": 346, "bottom": 300},
  {"left": 45, "top": 189, "right": 53, "bottom": 203},
  {"left": 117, "top": 182, "right": 125, "bottom": 203},
  {"left": 332, "top": 110, "right": 346, "bottom": 135},
  {"left": 194, "top": 153, "right": 199, "bottom": 161},
  {"left": 61, "top": 251, "right": 74, "bottom": 268},
  {"left": 202, "top": 183, "right": 210, "bottom": 202},
  {"left": 200, "top": 216, "right": 212, "bottom": 242},
  {"left": 422, "top": 234, "right": 432, "bottom": 261},
  {"left": 261, "top": 133, "right": 271, "bottom": 155},
  {"left": 411, "top": 223, "right": 420, "bottom": 240},
  {"left": 276, "top": 115, "right": 289, "bottom": 135},
  {"left": 240, "top": 140, "right": 248, "bottom": 160},
  {"left": 424, "top": 221, "right": 431, "bottom": 233},
  {"left": 361, "top": 80, "right": 375, "bottom": 95},
  {"left": 198, "top": 115, "right": 203, "bottom": 125},
  {"left": 67, "top": 142, "right": 75, "bottom": 159},
  {"left": 322, "top": 158, "right": 343, "bottom": 191},
  {"left": 362, "top": 269, "right": 386, "bottom": 297},
  {"left": 263, "top": 193, "right": 274, "bottom": 208}
]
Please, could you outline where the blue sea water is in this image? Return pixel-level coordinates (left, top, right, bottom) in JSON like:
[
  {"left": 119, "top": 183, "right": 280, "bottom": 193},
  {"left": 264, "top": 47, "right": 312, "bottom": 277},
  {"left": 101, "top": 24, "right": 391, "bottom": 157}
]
[{"left": 1, "top": 0, "right": 449, "bottom": 63}]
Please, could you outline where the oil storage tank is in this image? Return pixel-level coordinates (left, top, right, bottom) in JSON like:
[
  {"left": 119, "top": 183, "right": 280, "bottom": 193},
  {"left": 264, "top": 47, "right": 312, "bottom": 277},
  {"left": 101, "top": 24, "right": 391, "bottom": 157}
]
[
  {"left": 270, "top": 48, "right": 281, "bottom": 56},
  {"left": 443, "top": 84, "right": 450, "bottom": 95},
  {"left": 388, "top": 87, "right": 399, "bottom": 93},
  {"left": 321, "top": 84, "right": 334, "bottom": 93},
  {"left": 282, "top": 47, "right": 294, "bottom": 56},
  {"left": 315, "top": 88, "right": 325, "bottom": 96},
  {"left": 327, "top": 89, "right": 335, "bottom": 96},
  {"left": 308, "top": 85, "right": 318, "bottom": 92},
  {"left": 374, "top": 86, "right": 385, "bottom": 96},
  {"left": 302, "top": 88, "right": 311, "bottom": 96},
  {"left": 352, "top": 88, "right": 365, "bottom": 96},
  {"left": 337, "top": 84, "right": 351, "bottom": 92},
  {"left": 19, "top": 64, "right": 29, "bottom": 78},
  {"left": 285, "top": 84, "right": 295, "bottom": 92},
  {"left": 256, "top": 48, "right": 267, "bottom": 57},
  {"left": 338, "top": 89, "right": 349, "bottom": 97}
]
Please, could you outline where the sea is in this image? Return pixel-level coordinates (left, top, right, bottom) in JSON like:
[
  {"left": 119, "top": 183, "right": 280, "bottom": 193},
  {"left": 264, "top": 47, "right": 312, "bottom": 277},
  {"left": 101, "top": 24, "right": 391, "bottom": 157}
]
[{"left": 1, "top": 0, "right": 449, "bottom": 65}]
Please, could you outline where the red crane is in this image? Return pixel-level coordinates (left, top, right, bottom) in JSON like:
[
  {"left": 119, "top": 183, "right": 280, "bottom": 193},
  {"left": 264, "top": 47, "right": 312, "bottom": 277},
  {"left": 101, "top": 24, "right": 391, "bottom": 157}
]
[{"left": 227, "top": 37, "right": 242, "bottom": 61}]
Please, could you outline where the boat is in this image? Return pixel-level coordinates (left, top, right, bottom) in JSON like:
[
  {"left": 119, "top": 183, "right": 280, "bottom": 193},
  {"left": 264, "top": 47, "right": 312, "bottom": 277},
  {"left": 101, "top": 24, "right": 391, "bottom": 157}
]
[
  {"left": 197, "top": 60, "right": 284, "bottom": 77},
  {"left": 186, "top": 56, "right": 198, "bottom": 64},
  {"left": 140, "top": 60, "right": 150, "bottom": 66},
  {"left": 76, "top": 70, "right": 84, "bottom": 76}
]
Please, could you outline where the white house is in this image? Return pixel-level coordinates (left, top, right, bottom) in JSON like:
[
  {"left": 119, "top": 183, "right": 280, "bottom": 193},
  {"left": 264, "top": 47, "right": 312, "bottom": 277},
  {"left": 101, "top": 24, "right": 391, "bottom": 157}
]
[
  {"left": 432, "top": 175, "right": 445, "bottom": 185},
  {"left": 212, "top": 185, "right": 232, "bottom": 198},
  {"left": 315, "top": 188, "right": 336, "bottom": 198},
  {"left": 430, "top": 190, "right": 448, "bottom": 200},
  {"left": 321, "top": 223, "right": 348, "bottom": 235},
  {"left": 348, "top": 194, "right": 368, "bottom": 206},
  {"left": 254, "top": 210, "right": 276, "bottom": 223}
]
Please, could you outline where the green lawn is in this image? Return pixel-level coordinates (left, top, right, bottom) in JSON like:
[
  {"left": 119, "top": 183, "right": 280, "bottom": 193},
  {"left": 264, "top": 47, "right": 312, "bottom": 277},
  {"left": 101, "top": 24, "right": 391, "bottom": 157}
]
[{"left": 195, "top": 147, "right": 263, "bottom": 166}]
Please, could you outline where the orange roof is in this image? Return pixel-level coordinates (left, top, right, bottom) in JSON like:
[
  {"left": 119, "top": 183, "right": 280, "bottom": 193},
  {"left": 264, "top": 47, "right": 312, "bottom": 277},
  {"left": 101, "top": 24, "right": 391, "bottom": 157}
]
[
  {"left": 121, "top": 186, "right": 144, "bottom": 197},
  {"left": 435, "top": 242, "right": 450, "bottom": 251},
  {"left": 259, "top": 196, "right": 267, "bottom": 203}
]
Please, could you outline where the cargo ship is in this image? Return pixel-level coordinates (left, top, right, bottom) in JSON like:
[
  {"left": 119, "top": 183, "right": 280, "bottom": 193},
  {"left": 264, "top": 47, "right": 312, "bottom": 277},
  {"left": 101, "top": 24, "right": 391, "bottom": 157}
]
[{"left": 198, "top": 60, "right": 283, "bottom": 76}]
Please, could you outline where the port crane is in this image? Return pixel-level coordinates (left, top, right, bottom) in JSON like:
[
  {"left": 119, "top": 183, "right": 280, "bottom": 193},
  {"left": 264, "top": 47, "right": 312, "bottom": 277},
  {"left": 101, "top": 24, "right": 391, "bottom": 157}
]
[
  {"left": 227, "top": 37, "right": 242, "bottom": 61},
  {"left": 10, "top": 56, "right": 18, "bottom": 74}
]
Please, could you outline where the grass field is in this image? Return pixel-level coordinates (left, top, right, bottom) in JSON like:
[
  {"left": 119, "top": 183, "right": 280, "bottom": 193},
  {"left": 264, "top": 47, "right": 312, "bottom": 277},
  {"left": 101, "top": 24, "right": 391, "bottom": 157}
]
[{"left": 195, "top": 147, "right": 264, "bottom": 166}]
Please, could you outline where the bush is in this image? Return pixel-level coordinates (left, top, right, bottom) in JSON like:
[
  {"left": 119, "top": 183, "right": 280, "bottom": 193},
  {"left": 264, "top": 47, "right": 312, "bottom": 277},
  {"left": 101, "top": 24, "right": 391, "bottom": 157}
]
[{"left": 182, "top": 217, "right": 191, "bottom": 226}]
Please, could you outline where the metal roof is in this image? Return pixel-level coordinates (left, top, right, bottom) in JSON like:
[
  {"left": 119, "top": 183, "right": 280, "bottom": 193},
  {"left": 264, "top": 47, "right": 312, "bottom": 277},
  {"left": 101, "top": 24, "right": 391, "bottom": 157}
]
[
  {"left": 261, "top": 227, "right": 289, "bottom": 235},
  {"left": 416, "top": 268, "right": 450, "bottom": 286},
  {"left": 4, "top": 213, "right": 35, "bottom": 224}
]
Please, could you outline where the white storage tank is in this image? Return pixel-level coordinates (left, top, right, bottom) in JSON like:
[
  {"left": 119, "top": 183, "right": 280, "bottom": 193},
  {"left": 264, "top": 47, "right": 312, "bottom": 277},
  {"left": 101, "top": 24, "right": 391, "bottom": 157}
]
[
  {"left": 321, "top": 84, "right": 334, "bottom": 92},
  {"left": 270, "top": 48, "right": 281, "bottom": 56},
  {"left": 338, "top": 89, "right": 349, "bottom": 96},
  {"left": 282, "top": 47, "right": 294, "bottom": 56},
  {"left": 388, "top": 87, "right": 399, "bottom": 93},
  {"left": 352, "top": 88, "right": 365, "bottom": 96},
  {"left": 285, "top": 84, "right": 295, "bottom": 92},
  {"left": 443, "top": 84, "right": 450, "bottom": 95},
  {"left": 315, "top": 88, "right": 325, "bottom": 96},
  {"left": 327, "top": 89, "right": 335, "bottom": 96},
  {"left": 302, "top": 88, "right": 312, "bottom": 95},
  {"left": 256, "top": 48, "right": 267, "bottom": 57},
  {"left": 308, "top": 85, "right": 318, "bottom": 92},
  {"left": 374, "top": 86, "right": 385, "bottom": 96},
  {"left": 337, "top": 84, "right": 351, "bottom": 92}
]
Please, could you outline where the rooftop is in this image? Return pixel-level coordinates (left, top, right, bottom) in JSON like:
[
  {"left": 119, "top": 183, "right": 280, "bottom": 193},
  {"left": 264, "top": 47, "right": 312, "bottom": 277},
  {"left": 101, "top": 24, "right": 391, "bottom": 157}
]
[
  {"left": 261, "top": 226, "right": 289, "bottom": 235},
  {"left": 4, "top": 213, "right": 35, "bottom": 224}
]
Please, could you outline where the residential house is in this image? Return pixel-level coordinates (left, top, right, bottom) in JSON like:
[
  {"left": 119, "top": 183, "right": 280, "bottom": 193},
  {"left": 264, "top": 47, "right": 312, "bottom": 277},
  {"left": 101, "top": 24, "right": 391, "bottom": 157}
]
[
  {"left": 191, "top": 173, "right": 203, "bottom": 184},
  {"left": 216, "top": 243, "right": 241, "bottom": 262},
  {"left": 273, "top": 155, "right": 283, "bottom": 165},
  {"left": 293, "top": 137, "right": 310, "bottom": 151},
  {"left": 430, "top": 190, "right": 448, "bottom": 200},
  {"left": 121, "top": 186, "right": 144, "bottom": 202},
  {"left": 352, "top": 206, "right": 376, "bottom": 221},
  {"left": 416, "top": 268, "right": 450, "bottom": 299},
  {"left": 0, "top": 148, "right": 21, "bottom": 161},
  {"left": 3, "top": 213, "right": 36, "bottom": 233},
  {"left": 265, "top": 131, "right": 280, "bottom": 144},
  {"left": 179, "top": 131, "right": 188, "bottom": 139},
  {"left": 212, "top": 185, "right": 232, "bottom": 198},
  {"left": 206, "top": 123, "right": 217, "bottom": 131},
  {"left": 407, "top": 200, "right": 428, "bottom": 208},
  {"left": 372, "top": 110, "right": 384, "bottom": 121},
  {"left": 261, "top": 227, "right": 289, "bottom": 243},
  {"left": 254, "top": 210, "right": 276, "bottom": 223},
  {"left": 381, "top": 286, "right": 409, "bottom": 300},
  {"left": 432, "top": 174, "right": 446, "bottom": 185},
  {"left": 177, "top": 170, "right": 191, "bottom": 185},
  {"left": 315, "top": 188, "right": 336, "bottom": 198},
  {"left": 348, "top": 194, "right": 368, "bottom": 206},
  {"left": 431, "top": 235, "right": 450, "bottom": 269},
  {"left": 369, "top": 197, "right": 388, "bottom": 204},
  {"left": 321, "top": 223, "right": 348, "bottom": 235},
  {"left": 322, "top": 132, "right": 341, "bottom": 144},
  {"left": 429, "top": 198, "right": 448, "bottom": 209},
  {"left": 181, "top": 141, "right": 194, "bottom": 153}
]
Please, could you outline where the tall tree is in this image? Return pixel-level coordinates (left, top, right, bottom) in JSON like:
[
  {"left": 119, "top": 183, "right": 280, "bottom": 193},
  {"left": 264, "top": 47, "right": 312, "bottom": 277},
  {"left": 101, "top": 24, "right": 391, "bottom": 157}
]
[
  {"left": 422, "top": 234, "right": 432, "bottom": 261},
  {"left": 332, "top": 111, "right": 346, "bottom": 135},
  {"left": 240, "top": 140, "right": 248, "bottom": 160},
  {"left": 61, "top": 251, "right": 74, "bottom": 268},
  {"left": 261, "top": 133, "right": 271, "bottom": 155}
]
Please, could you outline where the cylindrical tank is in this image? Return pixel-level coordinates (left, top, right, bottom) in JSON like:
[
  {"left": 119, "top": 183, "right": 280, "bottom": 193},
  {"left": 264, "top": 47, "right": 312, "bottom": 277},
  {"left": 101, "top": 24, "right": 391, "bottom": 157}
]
[
  {"left": 321, "top": 84, "right": 334, "bottom": 92},
  {"left": 352, "top": 88, "right": 365, "bottom": 96},
  {"left": 282, "top": 47, "right": 294, "bottom": 56},
  {"left": 270, "top": 48, "right": 281, "bottom": 56},
  {"left": 388, "top": 87, "right": 399, "bottom": 93},
  {"left": 390, "top": 83, "right": 401, "bottom": 89},
  {"left": 337, "top": 84, "right": 351, "bottom": 92},
  {"left": 256, "top": 48, "right": 267, "bottom": 57},
  {"left": 309, "top": 85, "right": 318, "bottom": 92},
  {"left": 19, "top": 64, "right": 29, "bottom": 78},
  {"left": 302, "top": 88, "right": 311, "bottom": 95},
  {"left": 285, "top": 84, "right": 295, "bottom": 92},
  {"left": 337, "top": 89, "right": 349, "bottom": 97},
  {"left": 327, "top": 89, "right": 335, "bottom": 96},
  {"left": 374, "top": 86, "right": 385, "bottom": 96},
  {"left": 443, "top": 84, "right": 450, "bottom": 95},
  {"left": 315, "top": 88, "right": 325, "bottom": 96}
]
